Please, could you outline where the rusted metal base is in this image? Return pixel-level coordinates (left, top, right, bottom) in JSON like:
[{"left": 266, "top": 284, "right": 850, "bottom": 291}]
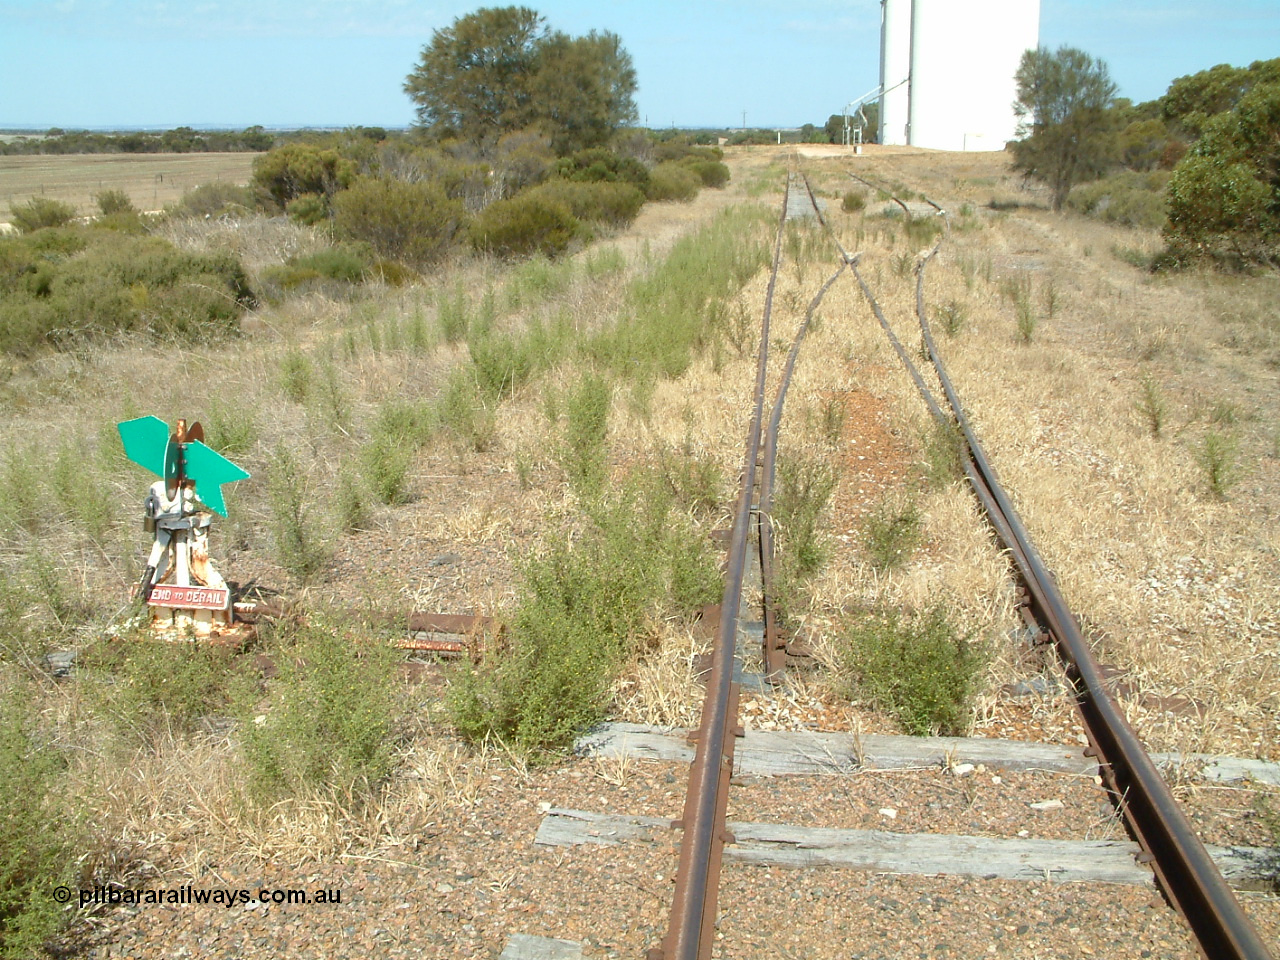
[{"left": 394, "top": 612, "right": 505, "bottom": 659}]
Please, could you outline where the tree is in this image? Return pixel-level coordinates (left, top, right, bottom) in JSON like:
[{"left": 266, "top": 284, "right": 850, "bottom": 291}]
[
  {"left": 1012, "top": 46, "right": 1118, "bottom": 211},
  {"left": 1160, "top": 58, "right": 1280, "bottom": 139},
  {"left": 1164, "top": 81, "right": 1280, "bottom": 265},
  {"left": 404, "top": 6, "right": 545, "bottom": 147},
  {"left": 529, "top": 30, "right": 637, "bottom": 154},
  {"left": 404, "top": 7, "right": 637, "bottom": 155}
]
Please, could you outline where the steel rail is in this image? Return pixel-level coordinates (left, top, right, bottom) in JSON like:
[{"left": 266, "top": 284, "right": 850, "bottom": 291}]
[
  {"left": 651, "top": 176, "right": 792, "bottom": 960},
  {"left": 831, "top": 164, "right": 1272, "bottom": 960},
  {"left": 912, "top": 252, "right": 1275, "bottom": 960},
  {"left": 758, "top": 261, "right": 844, "bottom": 677}
]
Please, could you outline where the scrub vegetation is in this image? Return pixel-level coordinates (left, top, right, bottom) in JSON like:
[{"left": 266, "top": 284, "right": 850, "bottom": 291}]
[{"left": 4, "top": 13, "right": 1280, "bottom": 958}]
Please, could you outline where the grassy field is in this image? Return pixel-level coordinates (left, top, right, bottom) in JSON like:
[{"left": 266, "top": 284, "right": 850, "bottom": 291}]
[
  {"left": 2, "top": 144, "right": 1279, "bottom": 956},
  {"left": 0, "top": 152, "right": 257, "bottom": 223}
]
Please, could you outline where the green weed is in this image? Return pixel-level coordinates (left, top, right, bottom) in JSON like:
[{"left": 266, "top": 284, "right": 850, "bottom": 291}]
[
  {"left": 278, "top": 348, "right": 312, "bottom": 404},
  {"left": 361, "top": 433, "right": 413, "bottom": 506},
  {"left": 267, "top": 445, "right": 328, "bottom": 581},
  {"left": 1137, "top": 376, "right": 1167, "bottom": 438},
  {"left": 1195, "top": 430, "right": 1241, "bottom": 498},
  {"left": 449, "top": 474, "right": 720, "bottom": 760},
  {"left": 241, "top": 616, "right": 397, "bottom": 803},
  {"left": 0, "top": 681, "right": 79, "bottom": 958},
  {"left": 863, "top": 497, "right": 923, "bottom": 571},
  {"left": 837, "top": 604, "right": 984, "bottom": 736},
  {"left": 560, "top": 372, "right": 612, "bottom": 500},
  {"left": 935, "top": 300, "right": 967, "bottom": 337},
  {"left": 87, "top": 636, "right": 240, "bottom": 751},
  {"left": 773, "top": 455, "right": 837, "bottom": 579}
]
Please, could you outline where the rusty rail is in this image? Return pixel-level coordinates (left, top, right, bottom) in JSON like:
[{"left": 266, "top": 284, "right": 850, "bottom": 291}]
[
  {"left": 831, "top": 167, "right": 1273, "bottom": 960},
  {"left": 649, "top": 174, "right": 791, "bottom": 960}
]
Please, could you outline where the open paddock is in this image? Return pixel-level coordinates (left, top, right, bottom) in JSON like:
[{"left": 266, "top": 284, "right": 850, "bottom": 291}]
[{"left": 0, "top": 152, "right": 258, "bottom": 223}]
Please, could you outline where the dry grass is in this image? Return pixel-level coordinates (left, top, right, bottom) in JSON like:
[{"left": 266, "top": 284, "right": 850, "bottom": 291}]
[
  {"left": 0, "top": 152, "right": 257, "bottom": 221},
  {"left": 797, "top": 147, "right": 1280, "bottom": 756},
  {"left": 6, "top": 143, "right": 1278, "bottom": 926}
]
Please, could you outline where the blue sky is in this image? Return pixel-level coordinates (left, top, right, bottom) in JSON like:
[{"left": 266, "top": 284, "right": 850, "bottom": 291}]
[{"left": 0, "top": 0, "right": 1277, "bottom": 130}]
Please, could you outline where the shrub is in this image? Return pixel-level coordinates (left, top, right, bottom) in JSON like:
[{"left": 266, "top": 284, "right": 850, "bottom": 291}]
[
  {"left": 9, "top": 197, "right": 77, "bottom": 233},
  {"left": 527, "top": 180, "right": 645, "bottom": 227},
  {"left": 0, "top": 231, "right": 252, "bottom": 357},
  {"left": 0, "top": 682, "right": 77, "bottom": 958},
  {"left": 682, "top": 159, "right": 730, "bottom": 188},
  {"left": 95, "top": 189, "right": 136, "bottom": 216},
  {"left": 469, "top": 193, "right": 578, "bottom": 259},
  {"left": 285, "top": 192, "right": 328, "bottom": 226},
  {"left": 842, "top": 190, "right": 867, "bottom": 213},
  {"left": 88, "top": 639, "right": 239, "bottom": 750},
  {"left": 645, "top": 163, "right": 701, "bottom": 202},
  {"left": 1066, "top": 170, "right": 1171, "bottom": 229},
  {"left": 333, "top": 177, "right": 466, "bottom": 266},
  {"left": 448, "top": 476, "right": 720, "bottom": 759},
  {"left": 252, "top": 142, "right": 356, "bottom": 210},
  {"left": 169, "top": 182, "right": 255, "bottom": 219},
  {"left": 838, "top": 604, "right": 984, "bottom": 735},
  {"left": 1163, "top": 80, "right": 1280, "bottom": 266},
  {"left": 241, "top": 618, "right": 397, "bottom": 801},
  {"left": 863, "top": 497, "right": 923, "bottom": 570},
  {"left": 553, "top": 148, "right": 650, "bottom": 187},
  {"left": 261, "top": 244, "right": 374, "bottom": 294}
]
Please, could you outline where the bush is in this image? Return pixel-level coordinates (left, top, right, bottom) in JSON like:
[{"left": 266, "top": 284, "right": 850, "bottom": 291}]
[
  {"left": 0, "top": 681, "right": 78, "bottom": 958},
  {"left": 553, "top": 147, "right": 650, "bottom": 187},
  {"left": 682, "top": 159, "right": 730, "bottom": 188},
  {"left": 169, "top": 182, "right": 255, "bottom": 219},
  {"left": 95, "top": 189, "right": 136, "bottom": 216},
  {"left": 0, "top": 230, "right": 253, "bottom": 357},
  {"left": 1067, "top": 170, "right": 1171, "bottom": 229},
  {"left": 285, "top": 192, "right": 328, "bottom": 226},
  {"left": 1163, "top": 80, "right": 1280, "bottom": 265},
  {"left": 333, "top": 177, "right": 466, "bottom": 266},
  {"left": 261, "top": 243, "right": 374, "bottom": 294},
  {"left": 469, "top": 193, "right": 578, "bottom": 259},
  {"left": 838, "top": 604, "right": 984, "bottom": 735},
  {"left": 645, "top": 163, "right": 701, "bottom": 202},
  {"left": 842, "top": 190, "right": 866, "bottom": 213},
  {"left": 449, "top": 475, "right": 720, "bottom": 759},
  {"left": 9, "top": 197, "right": 77, "bottom": 233},
  {"left": 252, "top": 142, "right": 356, "bottom": 210},
  {"left": 241, "top": 618, "right": 397, "bottom": 801},
  {"left": 527, "top": 180, "right": 645, "bottom": 227}
]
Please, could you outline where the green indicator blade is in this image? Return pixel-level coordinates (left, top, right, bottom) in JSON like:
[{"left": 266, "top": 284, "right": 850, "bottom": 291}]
[
  {"left": 184, "top": 440, "right": 250, "bottom": 517},
  {"left": 117, "top": 416, "right": 171, "bottom": 477}
]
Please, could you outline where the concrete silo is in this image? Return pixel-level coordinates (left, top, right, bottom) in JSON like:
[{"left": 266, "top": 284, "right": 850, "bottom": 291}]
[
  {"left": 878, "top": 0, "right": 1040, "bottom": 151},
  {"left": 878, "top": 0, "right": 913, "bottom": 146}
]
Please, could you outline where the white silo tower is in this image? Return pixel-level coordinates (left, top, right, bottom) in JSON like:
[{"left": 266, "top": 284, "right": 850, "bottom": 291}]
[
  {"left": 878, "top": 0, "right": 913, "bottom": 146},
  {"left": 878, "top": 0, "right": 1040, "bottom": 151}
]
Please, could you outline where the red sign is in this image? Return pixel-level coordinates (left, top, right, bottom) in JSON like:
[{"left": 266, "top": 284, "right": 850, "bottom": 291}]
[{"left": 148, "top": 585, "right": 230, "bottom": 610}]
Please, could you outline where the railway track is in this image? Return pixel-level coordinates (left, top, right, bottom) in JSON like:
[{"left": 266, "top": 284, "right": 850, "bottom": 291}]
[{"left": 644, "top": 167, "right": 1275, "bottom": 960}]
